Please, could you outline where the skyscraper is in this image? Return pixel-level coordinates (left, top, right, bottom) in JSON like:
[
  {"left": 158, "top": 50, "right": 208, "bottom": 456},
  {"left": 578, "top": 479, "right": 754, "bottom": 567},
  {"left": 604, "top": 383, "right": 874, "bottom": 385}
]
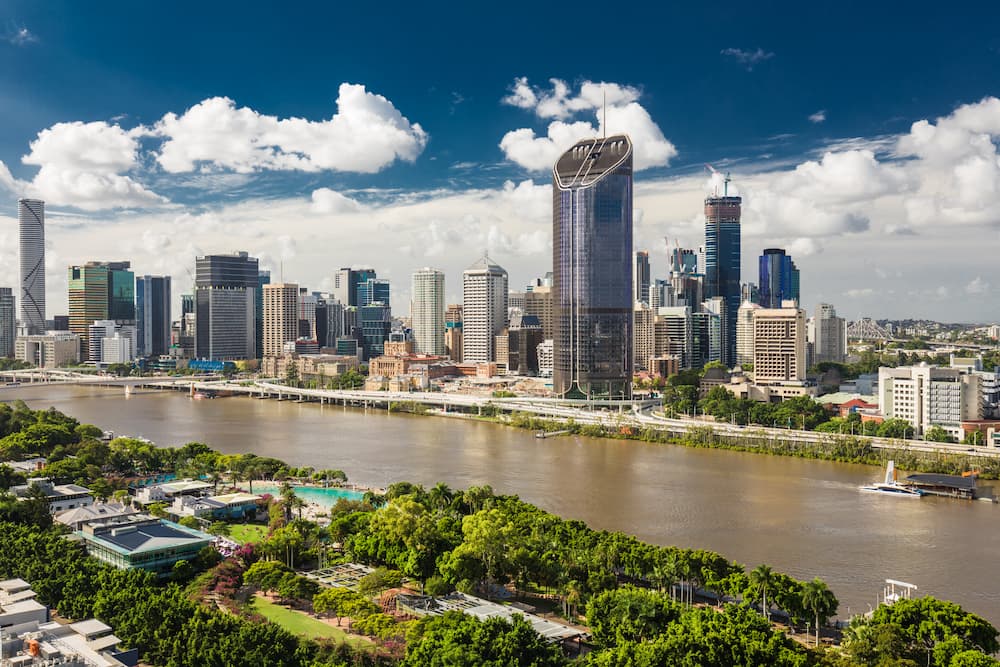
[
  {"left": 633, "top": 251, "right": 651, "bottom": 304},
  {"left": 411, "top": 268, "right": 445, "bottom": 355},
  {"left": 106, "top": 262, "right": 135, "bottom": 321},
  {"left": 758, "top": 248, "right": 800, "bottom": 308},
  {"left": 445, "top": 304, "right": 463, "bottom": 361},
  {"left": 263, "top": 283, "right": 300, "bottom": 357},
  {"left": 136, "top": 275, "right": 171, "bottom": 358},
  {"left": 18, "top": 199, "right": 45, "bottom": 334},
  {"left": 811, "top": 303, "right": 846, "bottom": 365},
  {"left": 753, "top": 303, "right": 807, "bottom": 383},
  {"left": 256, "top": 270, "right": 271, "bottom": 359},
  {"left": 357, "top": 277, "right": 390, "bottom": 308},
  {"left": 68, "top": 263, "right": 111, "bottom": 357},
  {"left": 0, "top": 288, "right": 15, "bottom": 357},
  {"left": 358, "top": 302, "right": 391, "bottom": 361},
  {"left": 462, "top": 255, "right": 508, "bottom": 363},
  {"left": 704, "top": 179, "right": 741, "bottom": 368},
  {"left": 194, "top": 251, "right": 259, "bottom": 360},
  {"left": 553, "top": 135, "right": 633, "bottom": 399}
]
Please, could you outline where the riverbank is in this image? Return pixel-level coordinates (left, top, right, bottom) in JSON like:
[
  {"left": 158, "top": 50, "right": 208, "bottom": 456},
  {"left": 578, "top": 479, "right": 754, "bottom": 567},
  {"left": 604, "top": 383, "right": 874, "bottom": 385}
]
[{"left": 8, "top": 383, "right": 1000, "bottom": 626}]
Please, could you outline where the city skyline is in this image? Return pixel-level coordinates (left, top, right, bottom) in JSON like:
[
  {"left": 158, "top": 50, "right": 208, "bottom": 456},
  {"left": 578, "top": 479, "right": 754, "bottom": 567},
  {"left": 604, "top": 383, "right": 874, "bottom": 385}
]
[{"left": 1, "top": 2, "right": 999, "bottom": 321}]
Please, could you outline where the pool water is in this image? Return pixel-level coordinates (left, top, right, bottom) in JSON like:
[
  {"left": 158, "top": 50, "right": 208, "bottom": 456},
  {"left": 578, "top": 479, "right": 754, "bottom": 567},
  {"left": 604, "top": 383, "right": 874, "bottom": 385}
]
[{"left": 248, "top": 483, "right": 364, "bottom": 507}]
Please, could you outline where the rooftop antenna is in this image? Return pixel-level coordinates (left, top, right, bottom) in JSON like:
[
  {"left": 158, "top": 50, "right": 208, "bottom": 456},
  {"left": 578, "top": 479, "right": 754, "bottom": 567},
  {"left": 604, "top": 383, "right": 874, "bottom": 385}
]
[
  {"left": 724, "top": 171, "right": 731, "bottom": 197},
  {"left": 602, "top": 86, "right": 607, "bottom": 139}
]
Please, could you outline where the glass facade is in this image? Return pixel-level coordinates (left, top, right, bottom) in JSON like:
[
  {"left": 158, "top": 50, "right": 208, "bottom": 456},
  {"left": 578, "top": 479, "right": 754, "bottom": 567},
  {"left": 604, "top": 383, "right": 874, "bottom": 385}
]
[
  {"left": 704, "top": 196, "right": 741, "bottom": 367},
  {"left": 758, "top": 248, "right": 800, "bottom": 308},
  {"left": 136, "top": 276, "right": 171, "bottom": 357},
  {"left": 359, "top": 303, "right": 391, "bottom": 361},
  {"left": 552, "top": 135, "right": 633, "bottom": 399}
]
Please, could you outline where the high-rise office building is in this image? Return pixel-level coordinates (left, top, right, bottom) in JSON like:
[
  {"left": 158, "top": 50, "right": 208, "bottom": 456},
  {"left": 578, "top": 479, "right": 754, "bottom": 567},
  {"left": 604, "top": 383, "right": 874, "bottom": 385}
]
[
  {"left": 758, "top": 248, "right": 800, "bottom": 308},
  {"left": 704, "top": 179, "right": 741, "bottom": 368},
  {"left": 692, "top": 304, "right": 722, "bottom": 369},
  {"left": 735, "top": 300, "right": 760, "bottom": 368},
  {"left": 194, "top": 251, "right": 259, "bottom": 360},
  {"left": 811, "top": 303, "right": 847, "bottom": 365},
  {"left": 506, "top": 313, "right": 544, "bottom": 375},
  {"left": 411, "top": 268, "right": 445, "bottom": 355},
  {"left": 359, "top": 302, "right": 391, "bottom": 361},
  {"left": 633, "top": 302, "right": 654, "bottom": 371},
  {"left": 654, "top": 306, "right": 692, "bottom": 369},
  {"left": 524, "top": 276, "right": 554, "bottom": 341},
  {"left": 445, "top": 304, "right": 463, "bottom": 361},
  {"left": 0, "top": 288, "right": 15, "bottom": 357},
  {"left": 633, "top": 251, "right": 651, "bottom": 304},
  {"left": 553, "top": 135, "right": 633, "bottom": 399},
  {"left": 106, "top": 262, "right": 135, "bottom": 321},
  {"left": 136, "top": 275, "right": 171, "bottom": 358},
  {"left": 256, "top": 270, "right": 270, "bottom": 359},
  {"left": 298, "top": 288, "right": 317, "bottom": 340},
  {"left": 357, "top": 277, "right": 390, "bottom": 309},
  {"left": 753, "top": 302, "right": 807, "bottom": 383},
  {"left": 462, "top": 255, "right": 508, "bottom": 363},
  {"left": 18, "top": 199, "right": 46, "bottom": 335},
  {"left": 67, "top": 263, "right": 111, "bottom": 356},
  {"left": 263, "top": 283, "right": 300, "bottom": 357}
]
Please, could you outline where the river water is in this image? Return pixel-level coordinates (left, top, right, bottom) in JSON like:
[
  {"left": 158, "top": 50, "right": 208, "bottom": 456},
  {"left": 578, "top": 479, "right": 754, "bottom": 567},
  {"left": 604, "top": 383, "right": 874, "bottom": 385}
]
[{"left": 6, "top": 384, "right": 999, "bottom": 625}]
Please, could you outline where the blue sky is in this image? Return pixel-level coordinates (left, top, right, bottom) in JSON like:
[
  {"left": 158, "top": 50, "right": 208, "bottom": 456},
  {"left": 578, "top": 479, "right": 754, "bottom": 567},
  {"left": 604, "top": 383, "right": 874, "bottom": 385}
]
[{"left": 2, "top": 0, "right": 999, "bottom": 321}]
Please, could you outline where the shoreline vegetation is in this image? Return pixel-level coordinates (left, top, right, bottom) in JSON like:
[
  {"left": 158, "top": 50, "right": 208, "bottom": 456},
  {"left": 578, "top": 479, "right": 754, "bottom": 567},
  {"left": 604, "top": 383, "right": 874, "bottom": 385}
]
[
  {"left": 384, "top": 399, "right": 1000, "bottom": 481},
  {"left": 0, "top": 401, "right": 998, "bottom": 666}
]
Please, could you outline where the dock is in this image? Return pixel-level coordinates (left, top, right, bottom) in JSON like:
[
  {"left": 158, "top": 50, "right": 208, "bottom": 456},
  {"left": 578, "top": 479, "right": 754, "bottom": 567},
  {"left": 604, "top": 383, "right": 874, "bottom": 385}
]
[{"left": 535, "top": 430, "right": 571, "bottom": 439}]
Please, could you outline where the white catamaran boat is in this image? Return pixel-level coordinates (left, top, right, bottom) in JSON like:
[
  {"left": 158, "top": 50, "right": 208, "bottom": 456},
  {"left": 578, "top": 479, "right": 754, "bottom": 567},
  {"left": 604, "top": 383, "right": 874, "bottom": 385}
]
[{"left": 860, "top": 461, "right": 923, "bottom": 498}]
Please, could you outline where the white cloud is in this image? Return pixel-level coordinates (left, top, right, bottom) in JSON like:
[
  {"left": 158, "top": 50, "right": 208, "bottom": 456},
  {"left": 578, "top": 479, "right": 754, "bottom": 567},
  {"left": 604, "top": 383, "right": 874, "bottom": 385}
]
[
  {"left": 153, "top": 84, "right": 427, "bottom": 174},
  {"left": 310, "top": 188, "right": 364, "bottom": 214},
  {"left": 7, "top": 26, "right": 37, "bottom": 46},
  {"left": 965, "top": 277, "right": 990, "bottom": 294},
  {"left": 499, "top": 78, "right": 677, "bottom": 172},
  {"left": 720, "top": 48, "right": 774, "bottom": 70},
  {"left": 809, "top": 110, "right": 827, "bottom": 124},
  {"left": 19, "top": 121, "right": 166, "bottom": 210},
  {"left": 843, "top": 288, "right": 875, "bottom": 298},
  {"left": 896, "top": 97, "right": 1000, "bottom": 227},
  {"left": 773, "top": 150, "right": 910, "bottom": 205}
]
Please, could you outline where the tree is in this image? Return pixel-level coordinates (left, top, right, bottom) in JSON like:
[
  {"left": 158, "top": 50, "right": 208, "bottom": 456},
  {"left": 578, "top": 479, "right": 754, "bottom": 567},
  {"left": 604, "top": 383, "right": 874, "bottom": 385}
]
[
  {"left": 844, "top": 597, "right": 999, "bottom": 667},
  {"left": 801, "top": 578, "right": 838, "bottom": 647},
  {"left": 358, "top": 567, "right": 404, "bottom": 596},
  {"left": 243, "top": 559, "right": 290, "bottom": 595},
  {"left": 402, "top": 611, "right": 566, "bottom": 667},
  {"left": 208, "top": 521, "right": 232, "bottom": 537},
  {"left": 586, "top": 587, "right": 680, "bottom": 646},
  {"left": 925, "top": 425, "right": 954, "bottom": 443},
  {"left": 749, "top": 564, "right": 776, "bottom": 622},
  {"left": 878, "top": 418, "right": 914, "bottom": 439},
  {"left": 178, "top": 516, "right": 200, "bottom": 529}
]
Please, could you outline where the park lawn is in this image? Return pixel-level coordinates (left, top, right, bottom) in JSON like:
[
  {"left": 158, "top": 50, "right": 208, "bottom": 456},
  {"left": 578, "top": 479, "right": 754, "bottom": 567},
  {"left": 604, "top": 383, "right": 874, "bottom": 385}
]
[
  {"left": 227, "top": 524, "right": 268, "bottom": 544},
  {"left": 250, "top": 595, "right": 372, "bottom": 649}
]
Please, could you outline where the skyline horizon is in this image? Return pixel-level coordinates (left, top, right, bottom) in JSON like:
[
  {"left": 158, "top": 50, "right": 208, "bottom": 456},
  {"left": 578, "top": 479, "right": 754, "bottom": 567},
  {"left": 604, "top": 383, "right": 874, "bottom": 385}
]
[{"left": 2, "top": 2, "right": 999, "bottom": 323}]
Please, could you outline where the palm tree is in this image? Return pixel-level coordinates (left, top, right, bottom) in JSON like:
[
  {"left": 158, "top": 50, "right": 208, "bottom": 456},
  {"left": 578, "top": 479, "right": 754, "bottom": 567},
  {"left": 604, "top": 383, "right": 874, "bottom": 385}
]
[
  {"left": 749, "top": 564, "right": 775, "bottom": 622},
  {"left": 428, "top": 482, "right": 454, "bottom": 511},
  {"left": 802, "top": 577, "right": 838, "bottom": 647}
]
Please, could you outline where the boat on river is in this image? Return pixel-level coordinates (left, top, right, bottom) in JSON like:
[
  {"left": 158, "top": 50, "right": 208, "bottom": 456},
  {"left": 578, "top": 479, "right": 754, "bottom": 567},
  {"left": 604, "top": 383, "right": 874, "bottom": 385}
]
[{"left": 860, "top": 461, "right": 923, "bottom": 498}]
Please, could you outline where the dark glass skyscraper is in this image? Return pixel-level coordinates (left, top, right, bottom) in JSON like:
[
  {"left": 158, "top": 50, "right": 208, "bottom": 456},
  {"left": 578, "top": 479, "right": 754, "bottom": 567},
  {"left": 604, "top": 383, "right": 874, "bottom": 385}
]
[
  {"left": 758, "top": 248, "right": 800, "bottom": 308},
  {"left": 136, "top": 276, "right": 171, "bottom": 357},
  {"left": 552, "top": 134, "right": 633, "bottom": 399},
  {"left": 194, "top": 251, "right": 259, "bottom": 360},
  {"left": 704, "top": 188, "right": 741, "bottom": 368}
]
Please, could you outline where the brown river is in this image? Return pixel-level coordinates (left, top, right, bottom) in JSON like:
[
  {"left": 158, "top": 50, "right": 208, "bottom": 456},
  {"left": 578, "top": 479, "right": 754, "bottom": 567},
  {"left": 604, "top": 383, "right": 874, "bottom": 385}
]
[{"left": 5, "top": 384, "right": 999, "bottom": 625}]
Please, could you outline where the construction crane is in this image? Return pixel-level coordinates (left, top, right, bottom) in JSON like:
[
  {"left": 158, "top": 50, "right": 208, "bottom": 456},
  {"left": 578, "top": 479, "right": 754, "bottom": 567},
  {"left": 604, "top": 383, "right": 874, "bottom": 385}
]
[{"left": 704, "top": 163, "right": 732, "bottom": 197}]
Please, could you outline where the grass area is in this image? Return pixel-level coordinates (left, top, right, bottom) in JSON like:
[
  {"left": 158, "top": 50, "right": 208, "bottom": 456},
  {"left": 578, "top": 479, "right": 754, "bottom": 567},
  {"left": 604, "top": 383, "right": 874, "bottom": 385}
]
[
  {"left": 227, "top": 523, "right": 268, "bottom": 544},
  {"left": 250, "top": 595, "right": 372, "bottom": 648}
]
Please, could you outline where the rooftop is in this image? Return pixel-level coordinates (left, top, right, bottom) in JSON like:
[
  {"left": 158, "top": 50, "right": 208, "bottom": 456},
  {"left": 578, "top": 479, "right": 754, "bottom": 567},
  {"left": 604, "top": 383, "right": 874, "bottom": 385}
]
[{"left": 80, "top": 515, "right": 212, "bottom": 555}]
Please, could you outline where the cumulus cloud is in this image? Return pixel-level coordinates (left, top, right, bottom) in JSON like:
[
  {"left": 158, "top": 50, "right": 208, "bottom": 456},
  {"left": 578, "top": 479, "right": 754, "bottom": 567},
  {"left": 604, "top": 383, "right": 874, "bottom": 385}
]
[
  {"left": 773, "top": 150, "right": 910, "bottom": 205},
  {"left": 499, "top": 78, "right": 677, "bottom": 171},
  {"left": 809, "top": 110, "right": 827, "bottom": 124},
  {"left": 720, "top": 47, "right": 774, "bottom": 70},
  {"left": 965, "top": 276, "right": 990, "bottom": 294},
  {"left": 152, "top": 84, "right": 427, "bottom": 174},
  {"left": 19, "top": 121, "right": 166, "bottom": 210},
  {"left": 896, "top": 96, "right": 1000, "bottom": 227},
  {"left": 310, "top": 188, "right": 364, "bottom": 214}
]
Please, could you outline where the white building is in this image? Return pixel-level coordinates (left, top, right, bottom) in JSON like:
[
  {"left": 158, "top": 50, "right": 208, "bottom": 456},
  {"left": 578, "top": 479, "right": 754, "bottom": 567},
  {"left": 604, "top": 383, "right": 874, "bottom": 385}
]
[
  {"left": 411, "top": 268, "right": 446, "bottom": 355},
  {"left": 633, "top": 302, "right": 654, "bottom": 372},
  {"left": 878, "top": 364, "right": 983, "bottom": 439},
  {"left": 753, "top": 301, "right": 807, "bottom": 383},
  {"left": 15, "top": 332, "right": 81, "bottom": 368},
  {"left": 537, "top": 339, "right": 554, "bottom": 377},
  {"left": 462, "top": 255, "right": 508, "bottom": 363},
  {"left": 809, "top": 303, "right": 847, "bottom": 365},
  {"left": 9, "top": 478, "right": 94, "bottom": 513},
  {"left": 654, "top": 306, "right": 692, "bottom": 369},
  {"left": 735, "top": 300, "right": 759, "bottom": 368}
]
